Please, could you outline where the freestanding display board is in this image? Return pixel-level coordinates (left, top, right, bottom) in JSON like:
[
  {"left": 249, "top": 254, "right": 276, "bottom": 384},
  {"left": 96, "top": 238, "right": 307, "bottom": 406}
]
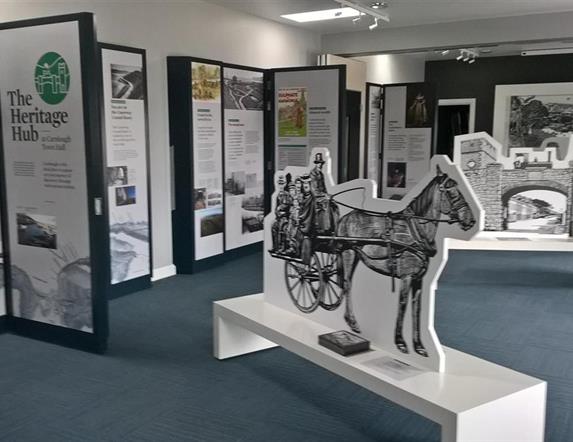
[
  {"left": 222, "top": 65, "right": 265, "bottom": 251},
  {"left": 100, "top": 44, "right": 152, "bottom": 297},
  {"left": 364, "top": 82, "right": 383, "bottom": 191},
  {"left": 0, "top": 13, "right": 109, "bottom": 351},
  {"left": 168, "top": 57, "right": 266, "bottom": 273},
  {"left": 270, "top": 66, "right": 346, "bottom": 184},
  {"left": 381, "top": 82, "right": 436, "bottom": 200}
]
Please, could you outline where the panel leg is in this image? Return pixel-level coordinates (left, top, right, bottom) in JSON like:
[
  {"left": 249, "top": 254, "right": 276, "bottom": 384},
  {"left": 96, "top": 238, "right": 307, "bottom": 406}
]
[
  {"left": 213, "top": 313, "right": 278, "bottom": 360},
  {"left": 442, "top": 383, "right": 546, "bottom": 442}
]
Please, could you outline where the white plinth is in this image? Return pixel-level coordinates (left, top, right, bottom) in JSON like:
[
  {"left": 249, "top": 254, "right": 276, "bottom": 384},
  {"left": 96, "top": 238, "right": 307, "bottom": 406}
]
[
  {"left": 448, "top": 231, "right": 573, "bottom": 251},
  {"left": 214, "top": 294, "right": 547, "bottom": 442}
]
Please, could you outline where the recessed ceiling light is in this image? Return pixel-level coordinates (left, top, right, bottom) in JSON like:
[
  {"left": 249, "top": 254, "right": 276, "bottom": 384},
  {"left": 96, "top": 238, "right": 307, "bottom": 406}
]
[{"left": 281, "top": 7, "right": 360, "bottom": 23}]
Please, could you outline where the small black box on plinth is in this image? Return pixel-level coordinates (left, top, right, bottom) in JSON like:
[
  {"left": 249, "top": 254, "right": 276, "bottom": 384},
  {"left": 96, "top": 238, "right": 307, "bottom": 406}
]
[{"left": 318, "top": 331, "right": 370, "bottom": 356}]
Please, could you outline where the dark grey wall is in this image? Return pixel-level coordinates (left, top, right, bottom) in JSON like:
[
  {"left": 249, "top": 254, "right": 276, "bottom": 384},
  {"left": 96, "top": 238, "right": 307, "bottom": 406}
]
[{"left": 425, "top": 54, "right": 573, "bottom": 136}]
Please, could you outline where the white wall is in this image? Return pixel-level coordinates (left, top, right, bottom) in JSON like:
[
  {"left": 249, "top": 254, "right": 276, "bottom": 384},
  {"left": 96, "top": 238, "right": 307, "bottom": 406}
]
[
  {"left": 319, "top": 54, "right": 367, "bottom": 178},
  {"left": 354, "top": 54, "right": 426, "bottom": 85},
  {"left": 322, "top": 11, "right": 573, "bottom": 56},
  {"left": 0, "top": 1, "right": 321, "bottom": 277}
]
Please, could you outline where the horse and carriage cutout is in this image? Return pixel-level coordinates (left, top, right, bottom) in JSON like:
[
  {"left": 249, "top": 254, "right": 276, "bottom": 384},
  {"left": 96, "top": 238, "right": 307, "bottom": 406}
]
[{"left": 264, "top": 149, "right": 483, "bottom": 371}]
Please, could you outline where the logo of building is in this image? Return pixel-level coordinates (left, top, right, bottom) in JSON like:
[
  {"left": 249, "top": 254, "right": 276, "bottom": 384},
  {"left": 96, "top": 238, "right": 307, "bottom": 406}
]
[{"left": 34, "top": 52, "right": 70, "bottom": 105}]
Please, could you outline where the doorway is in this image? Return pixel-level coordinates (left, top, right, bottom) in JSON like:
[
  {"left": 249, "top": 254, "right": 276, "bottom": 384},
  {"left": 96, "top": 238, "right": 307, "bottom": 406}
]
[{"left": 436, "top": 98, "right": 476, "bottom": 158}]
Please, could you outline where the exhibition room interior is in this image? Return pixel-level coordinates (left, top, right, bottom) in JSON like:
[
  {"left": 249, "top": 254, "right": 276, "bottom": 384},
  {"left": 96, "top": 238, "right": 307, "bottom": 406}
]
[{"left": 2, "top": 0, "right": 573, "bottom": 441}]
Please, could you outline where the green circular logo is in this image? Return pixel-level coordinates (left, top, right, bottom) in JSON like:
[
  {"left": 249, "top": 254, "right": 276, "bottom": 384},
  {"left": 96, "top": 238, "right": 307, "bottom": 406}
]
[{"left": 34, "top": 52, "right": 70, "bottom": 105}]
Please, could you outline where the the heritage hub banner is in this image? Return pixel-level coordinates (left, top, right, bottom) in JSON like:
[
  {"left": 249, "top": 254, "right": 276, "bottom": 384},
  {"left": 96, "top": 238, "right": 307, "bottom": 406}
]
[
  {"left": 101, "top": 47, "right": 150, "bottom": 284},
  {"left": 191, "top": 62, "right": 224, "bottom": 260},
  {"left": 274, "top": 68, "right": 341, "bottom": 182},
  {"left": 381, "top": 83, "right": 435, "bottom": 200},
  {"left": 223, "top": 67, "right": 264, "bottom": 250},
  {"left": 0, "top": 21, "right": 94, "bottom": 331},
  {"left": 366, "top": 84, "right": 383, "bottom": 184}
]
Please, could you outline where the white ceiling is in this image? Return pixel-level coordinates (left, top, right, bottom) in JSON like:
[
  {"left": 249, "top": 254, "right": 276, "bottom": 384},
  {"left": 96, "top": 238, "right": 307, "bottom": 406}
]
[{"left": 206, "top": 0, "right": 573, "bottom": 34}]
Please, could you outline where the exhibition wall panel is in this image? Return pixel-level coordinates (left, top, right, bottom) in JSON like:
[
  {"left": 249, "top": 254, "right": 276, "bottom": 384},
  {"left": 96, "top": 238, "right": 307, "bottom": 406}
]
[
  {"left": 381, "top": 83, "right": 436, "bottom": 199},
  {"left": 222, "top": 65, "right": 265, "bottom": 251},
  {"left": 168, "top": 57, "right": 266, "bottom": 273},
  {"left": 426, "top": 54, "right": 573, "bottom": 141},
  {"left": 364, "top": 83, "right": 383, "bottom": 191},
  {"left": 100, "top": 44, "right": 152, "bottom": 297},
  {"left": 0, "top": 13, "right": 109, "bottom": 351},
  {"left": 271, "top": 66, "right": 346, "bottom": 183}
]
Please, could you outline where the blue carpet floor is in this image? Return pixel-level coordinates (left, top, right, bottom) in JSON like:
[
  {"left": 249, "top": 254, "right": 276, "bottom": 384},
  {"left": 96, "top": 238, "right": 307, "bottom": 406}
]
[{"left": 0, "top": 250, "right": 572, "bottom": 441}]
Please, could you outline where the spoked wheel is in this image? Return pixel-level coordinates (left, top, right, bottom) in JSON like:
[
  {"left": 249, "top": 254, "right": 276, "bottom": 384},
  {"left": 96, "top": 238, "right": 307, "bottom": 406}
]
[
  {"left": 284, "top": 253, "right": 322, "bottom": 313},
  {"left": 316, "top": 252, "right": 344, "bottom": 311}
]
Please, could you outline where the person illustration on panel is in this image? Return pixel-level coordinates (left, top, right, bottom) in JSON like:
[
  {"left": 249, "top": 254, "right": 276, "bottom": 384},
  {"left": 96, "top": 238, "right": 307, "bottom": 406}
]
[
  {"left": 407, "top": 92, "right": 428, "bottom": 127},
  {"left": 310, "top": 152, "right": 338, "bottom": 234}
]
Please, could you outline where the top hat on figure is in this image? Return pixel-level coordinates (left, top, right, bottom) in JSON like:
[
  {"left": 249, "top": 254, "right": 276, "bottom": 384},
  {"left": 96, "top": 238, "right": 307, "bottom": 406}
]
[{"left": 314, "top": 153, "right": 325, "bottom": 164}]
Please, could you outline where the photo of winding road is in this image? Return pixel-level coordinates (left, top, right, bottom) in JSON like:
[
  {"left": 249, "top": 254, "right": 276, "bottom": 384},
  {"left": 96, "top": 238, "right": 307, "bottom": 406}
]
[
  {"left": 111, "top": 64, "right": 144, "bottom": 100},
  {"left": 224, "top": 68, "right": 263, "bottom": 111}
]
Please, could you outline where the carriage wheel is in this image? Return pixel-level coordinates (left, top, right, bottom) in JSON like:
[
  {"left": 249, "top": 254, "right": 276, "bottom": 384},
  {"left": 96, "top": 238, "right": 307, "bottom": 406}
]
[
  {"left": 316, "top": 252, "right": 344, "bottom": 311},
  {"left": 284, "top": 253, "right": 322, "bottom": 313}
]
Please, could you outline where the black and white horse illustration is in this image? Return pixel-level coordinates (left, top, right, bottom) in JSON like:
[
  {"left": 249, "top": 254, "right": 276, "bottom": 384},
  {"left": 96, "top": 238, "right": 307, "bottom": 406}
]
[{"left": 336, "top": 166, "right": 476, "bottom": 357}]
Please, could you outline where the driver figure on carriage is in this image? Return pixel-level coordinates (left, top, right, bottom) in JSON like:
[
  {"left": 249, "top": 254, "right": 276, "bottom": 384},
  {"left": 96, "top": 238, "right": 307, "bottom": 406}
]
[{"left": 310, "top": 152, "right": 338, "bottom": 235}]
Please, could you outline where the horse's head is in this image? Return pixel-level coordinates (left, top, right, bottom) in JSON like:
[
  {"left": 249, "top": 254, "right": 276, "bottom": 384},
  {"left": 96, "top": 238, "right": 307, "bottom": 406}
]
[{"left": 436, "top": 165, "right": 476, "bottom": 231}]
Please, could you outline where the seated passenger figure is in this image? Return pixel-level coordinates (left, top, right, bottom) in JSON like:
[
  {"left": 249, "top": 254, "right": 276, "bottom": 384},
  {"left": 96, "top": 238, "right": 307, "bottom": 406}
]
[
  {"left": 271, "top": 175, "right": 292, "bottom": 252},
  {"left": 286, "top": 187, "right": 302, "bottom": 256},
  {"left": 298, "top": 175, "right": 315, "bottom": 263}
]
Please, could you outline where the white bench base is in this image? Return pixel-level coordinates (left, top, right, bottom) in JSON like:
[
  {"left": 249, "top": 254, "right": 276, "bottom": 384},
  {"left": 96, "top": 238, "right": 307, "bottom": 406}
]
[{"left": 214, "top": 294, "right": 546, "bottom": 442}]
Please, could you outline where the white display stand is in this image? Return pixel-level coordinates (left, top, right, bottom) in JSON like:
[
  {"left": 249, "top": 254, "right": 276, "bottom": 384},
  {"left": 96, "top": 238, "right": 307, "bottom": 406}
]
[
  {"left": 214, "top": 293, "right": 546, "bottom": 442},
  {"left": 449, "top": 232, "right": 573, "bottom": 251}
]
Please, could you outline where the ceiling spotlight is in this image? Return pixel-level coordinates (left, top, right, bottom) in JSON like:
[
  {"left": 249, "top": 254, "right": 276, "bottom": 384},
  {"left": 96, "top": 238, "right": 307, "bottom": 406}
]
[
  {"left": 369, "top": 17, "right": 379, "bottom": 30},
  {"left": 462, "top": 56, "right": 470, "bottom": 62},
  {"left": 371, "top": 2, "right": 387, "bottom": 8},
  {"left": 352, "top": 15, "right": 362, "bottom": 23},
  {"left": 468, "top": 58, "right": 476, "bottom": 64},
  {"left": 441, "top": 49, "right": 450, "bottom": 56},
  {"left": 456, "top": 54, "right": 464, "bottom": 61}
]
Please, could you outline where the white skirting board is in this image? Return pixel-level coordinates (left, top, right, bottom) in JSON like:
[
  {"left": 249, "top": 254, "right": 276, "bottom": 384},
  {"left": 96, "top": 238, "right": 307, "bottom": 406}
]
[{"left": 152, "top": 264, "right": 177, "bottom": 282}]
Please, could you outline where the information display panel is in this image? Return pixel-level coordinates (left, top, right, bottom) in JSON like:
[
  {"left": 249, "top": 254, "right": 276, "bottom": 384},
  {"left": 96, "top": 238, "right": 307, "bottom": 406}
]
[
  {"left": 101, "top": 45, "right": 151, "bottom": 290},
  {"left": 191, "top": 61, "right": 224, "bottom": 260},
  {"left": 222, "top": 65, "right": 265, "bottom": 250},
  {"left": 381, "top": 83, "right": 435, "bottom": 200},
  {"left": 365, "top": 83, "right": 383, "bottom": 188},
  {"left": 0, "top": 13, "right": 108, "bottom": 350},
  {"left": 272, "top": 66, "right": 345, "bottom": 183}
]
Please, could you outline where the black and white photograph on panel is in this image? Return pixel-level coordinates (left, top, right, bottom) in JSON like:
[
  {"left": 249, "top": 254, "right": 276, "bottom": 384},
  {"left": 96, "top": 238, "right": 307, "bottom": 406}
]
[
  {"left": 17, "top": 212, "right": 57, "bottom": 249},
  {"left": 116, "top": 186, "right": 136, "bottom": 206},
  {"left": 507, "top": 190, "right": 566, "bottom": 233},
  {"left": 107, "top": 166, "right": 128, "bottom": 186},
  {"left": 225, "top": 171, "right": 246, "bottom": 195},
  {"left": 241, "top": 193, "right": 264, "bottom": 233},
  {"left": 405, "top": 84, "right": 434, "bottom": 128},
  {"left": 387, "top": 162, "right": 407, "bottom": 188},
  {"left": 508, "top": 95, "right": 573, "bottom": 148},
  {"left": 111, "top": 64, "right": 144, "bottom": 100},
  {"left": 264, "top": 148, "right": 483, "bottom": 371},
  {"left": 224, "top": 67, "right": 263, "bottom": 111}
]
